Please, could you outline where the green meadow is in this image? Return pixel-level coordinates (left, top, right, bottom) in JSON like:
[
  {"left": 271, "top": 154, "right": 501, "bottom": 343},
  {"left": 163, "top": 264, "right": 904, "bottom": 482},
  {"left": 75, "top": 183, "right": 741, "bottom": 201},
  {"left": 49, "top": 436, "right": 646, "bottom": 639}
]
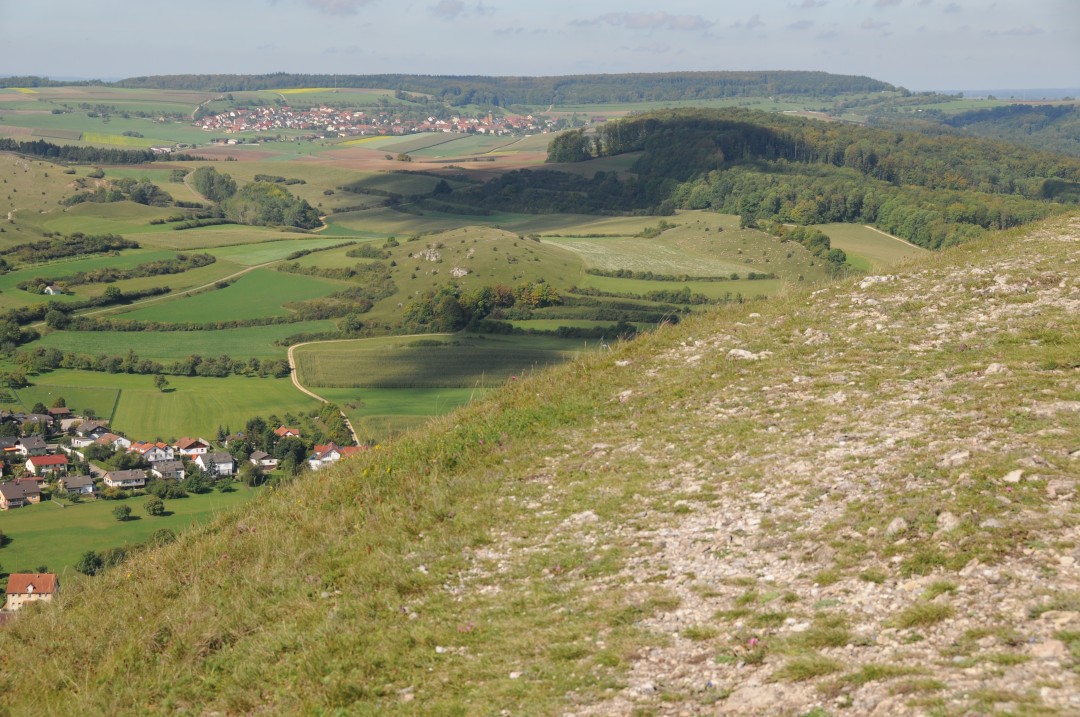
[
  {"left": 115, "top": 268, "right": 344, "bottom": 322},
  {"left": 29, "top": 321, "right": 335, "bottom": 362},
  {"left": 0, "top": 485, "right": 263, "bottom": 575},
  {"left": 812, "top": 223, "right": 927, "bottom": 271},
  {"left": 19, "top": 370, "right": 321, "bottom": 439},
  {"left": 2, "top": 384, "right": 121, "bottom": 422},
  {"left": 294, "top": 333, "right": 590, "bottom": 389}
]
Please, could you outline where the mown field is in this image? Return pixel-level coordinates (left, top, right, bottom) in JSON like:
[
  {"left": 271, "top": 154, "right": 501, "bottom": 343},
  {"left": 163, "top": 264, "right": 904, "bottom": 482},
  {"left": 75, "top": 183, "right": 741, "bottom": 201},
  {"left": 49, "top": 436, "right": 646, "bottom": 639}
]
[
  {"left": 30, "top": 321, "right": 335, "bottom": 362},
  {"left": 812, "top": 222, "right": 927, "bottom": 271},
  {"left": 1, "top": 384, "right": 121, "bottom": 422},
  {"left": 0, "top": 484, "right": 263, "bottom": 575},
  {"left": 19, "top": 370, "right": 321, "bottom": 439},
  {"left": 115, "top": 268, "right": 344, "bottom": 323},
  {"left": 294, "top": 334, "right": 590, "bottom": 389}
]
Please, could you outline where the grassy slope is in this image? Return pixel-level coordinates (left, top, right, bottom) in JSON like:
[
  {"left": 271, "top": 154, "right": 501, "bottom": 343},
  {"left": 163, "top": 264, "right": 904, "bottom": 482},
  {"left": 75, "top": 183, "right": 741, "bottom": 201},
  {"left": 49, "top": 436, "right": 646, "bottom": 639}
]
[{"left": 1, "top": 216, "right": 1076, "bottom": 715}]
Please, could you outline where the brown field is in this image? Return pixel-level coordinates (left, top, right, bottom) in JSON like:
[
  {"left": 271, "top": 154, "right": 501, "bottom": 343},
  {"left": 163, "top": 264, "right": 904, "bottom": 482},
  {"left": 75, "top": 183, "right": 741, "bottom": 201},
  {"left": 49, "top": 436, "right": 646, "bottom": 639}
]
[{"left": 0, "top": 124, "right": 33, "bottom": 137}]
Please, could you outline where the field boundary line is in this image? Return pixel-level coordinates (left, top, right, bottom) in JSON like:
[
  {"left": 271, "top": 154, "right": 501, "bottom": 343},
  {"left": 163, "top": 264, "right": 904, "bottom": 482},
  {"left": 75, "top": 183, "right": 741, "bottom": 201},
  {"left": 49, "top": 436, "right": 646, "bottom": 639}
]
[{"left": 863, "top": 225, "right": 926, "bottom": 251}]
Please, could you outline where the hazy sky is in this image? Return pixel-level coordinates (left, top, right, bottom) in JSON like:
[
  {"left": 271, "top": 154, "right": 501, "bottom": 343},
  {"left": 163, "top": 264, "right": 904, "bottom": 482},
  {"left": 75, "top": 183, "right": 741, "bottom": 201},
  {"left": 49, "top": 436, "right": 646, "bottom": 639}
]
[{"left": 1, "top": 0, "right": 1076, "bottom": 90}]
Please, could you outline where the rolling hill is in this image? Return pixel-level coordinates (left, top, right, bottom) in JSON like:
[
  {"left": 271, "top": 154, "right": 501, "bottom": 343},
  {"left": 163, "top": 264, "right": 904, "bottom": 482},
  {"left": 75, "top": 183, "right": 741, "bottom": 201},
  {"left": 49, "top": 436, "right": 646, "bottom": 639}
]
[{"left": 0, "top": 214, "right": 1076, "bottom": 715}]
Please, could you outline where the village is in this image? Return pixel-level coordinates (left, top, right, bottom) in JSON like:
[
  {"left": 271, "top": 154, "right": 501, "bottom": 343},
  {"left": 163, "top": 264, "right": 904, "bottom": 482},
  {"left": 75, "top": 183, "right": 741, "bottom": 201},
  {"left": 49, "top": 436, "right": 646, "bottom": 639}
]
[
  {"left": 194, "top": 103, "right": 557, "bottom": 139},
  {"left": 0, "top": 405, "right": 366, "bottom": 616}
]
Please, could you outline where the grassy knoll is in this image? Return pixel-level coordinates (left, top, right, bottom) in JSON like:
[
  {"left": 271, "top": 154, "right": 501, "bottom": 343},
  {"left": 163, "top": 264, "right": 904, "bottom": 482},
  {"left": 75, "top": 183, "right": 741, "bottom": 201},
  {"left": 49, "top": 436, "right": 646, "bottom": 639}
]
[
  {"left": 294, "top": 333, "right": 591, "bottom": 388},
  {"left": 0, "top": 216, "right": 1076, "bottom": 715},
  {"left": 29, "top": 321, "right": 336, "bottom": 362},
  {"left": 19, "top": 370, "right": 321, "bottom": 438},
  {"left": 115, "top": 268, "right": 345, "bottom": 323},
  {"left": 0, "top": 485, "right": 262, "bottom": 575},
  {"left": 813, "top": 222, "right": 927, "bottom": 271},
  {"left": 128, "top": 224, "right": 317, "bottom": 251},
  {"left": 37, "top": 201, "right": 181, "bottom": 236}
]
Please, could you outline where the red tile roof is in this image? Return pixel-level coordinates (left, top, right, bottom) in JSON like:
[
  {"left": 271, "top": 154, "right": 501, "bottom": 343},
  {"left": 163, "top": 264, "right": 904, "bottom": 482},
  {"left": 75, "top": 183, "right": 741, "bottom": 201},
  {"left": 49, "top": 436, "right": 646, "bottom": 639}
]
[
  {"left": 5, "top": 573, "right": 58, "bottom": 596},
  {"left": 28, "top": 455, "right": 67, "bottom": 467}
]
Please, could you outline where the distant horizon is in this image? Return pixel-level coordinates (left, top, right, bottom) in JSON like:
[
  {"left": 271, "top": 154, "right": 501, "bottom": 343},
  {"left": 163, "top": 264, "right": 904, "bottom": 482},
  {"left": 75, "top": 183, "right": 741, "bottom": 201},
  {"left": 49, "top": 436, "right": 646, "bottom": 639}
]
[
  {"left": 1, "top": 1, "right": 1075, "bottom": 91},
  {"left": 3, "top": 72, "right": 1078, "bottom": 100}
]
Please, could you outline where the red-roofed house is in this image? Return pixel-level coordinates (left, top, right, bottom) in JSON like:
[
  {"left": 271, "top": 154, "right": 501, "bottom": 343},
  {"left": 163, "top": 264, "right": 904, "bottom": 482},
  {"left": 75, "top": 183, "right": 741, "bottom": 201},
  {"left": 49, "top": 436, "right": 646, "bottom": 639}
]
[
  {"left": 174, "top": 437, "right": 210, "bottom": 457},
  {"left": 25, "top": 454, "right": 68, "bottom": 476},
  {"left": 5, "top": 573, "right": 58, "bottom": 611},
  {"left": 274, "top": 426, "right": 301, "bottom": 438}
]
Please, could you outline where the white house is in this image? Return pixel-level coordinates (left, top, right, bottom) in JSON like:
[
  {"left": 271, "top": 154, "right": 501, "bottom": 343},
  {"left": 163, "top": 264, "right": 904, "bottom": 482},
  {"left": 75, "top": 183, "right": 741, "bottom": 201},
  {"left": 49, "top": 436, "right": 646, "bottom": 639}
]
[
  {"left": 59, "top": 475, "right": 95, "bottom": 495},
  {"left": 249, "top": 450, "right": 278, "bottom": 470},
  {"left": 174, "top": 437, "right": 211, "bottom": 458},
  {"left": 102, "top": 469, "right": 146, "bottom": 489},
  {"left": 150, "top": 460, "right": 186, "bottom": 481},
  {"left": 195, "top": 452, "right": 236, "bottom": 477}
]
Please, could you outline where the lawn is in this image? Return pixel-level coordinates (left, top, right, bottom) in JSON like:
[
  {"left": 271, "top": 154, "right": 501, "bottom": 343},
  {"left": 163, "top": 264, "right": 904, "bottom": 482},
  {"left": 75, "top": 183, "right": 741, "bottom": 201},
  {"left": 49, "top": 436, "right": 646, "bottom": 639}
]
[
  {"left": 115, "top": 268, "right": 345, "bottom": 323},
  {"left": 294, "top": 333, "right": 591, "bottom": 388},
  {"left": 0, "top": 485, "right": 263, "bottom": 575}
]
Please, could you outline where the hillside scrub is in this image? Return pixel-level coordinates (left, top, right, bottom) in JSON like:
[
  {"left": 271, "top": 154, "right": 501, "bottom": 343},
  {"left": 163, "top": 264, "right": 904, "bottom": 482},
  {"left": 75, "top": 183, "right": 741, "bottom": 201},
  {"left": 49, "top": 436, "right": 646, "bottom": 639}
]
[{"left": 0, "top": 216, "right": 1077, "bottom": 715}]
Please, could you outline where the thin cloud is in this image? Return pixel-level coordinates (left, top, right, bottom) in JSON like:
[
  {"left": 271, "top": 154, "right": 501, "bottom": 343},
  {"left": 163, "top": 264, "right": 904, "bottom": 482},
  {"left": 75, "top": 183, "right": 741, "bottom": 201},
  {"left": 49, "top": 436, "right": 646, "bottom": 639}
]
[
  {"left": 985, "top": 24, "right": 1043, "bottom": 36},
  {"left": 431, "top": 0, "right": 465, "bottom": 19},
  {"left": 874, "top": 0, "right": 902, "bottom": 6},
  {"left": 788, "top": 19, "right": 814, "bottom": 30},
  {"left": 304, "top": 0, "right": 376, "bottom": 16},
  {"left": 728, "top": 14, "right": 765, "bottom": 30},
  {"left": 573, "top": 12, "right": 714, "bottom": 32},
  {"left": 859, "top": 18, "right": 891, "bottom": 30},
  {"left": 792, "top": 0, "right": 827, "bottom": 7}
]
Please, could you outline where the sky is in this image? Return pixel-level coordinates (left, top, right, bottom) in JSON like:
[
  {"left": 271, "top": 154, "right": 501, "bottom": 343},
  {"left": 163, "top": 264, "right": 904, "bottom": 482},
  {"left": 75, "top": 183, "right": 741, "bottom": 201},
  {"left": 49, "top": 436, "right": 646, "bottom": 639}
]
[{"left": 1, "top": 0, "right": 1077, "bottom": 91}]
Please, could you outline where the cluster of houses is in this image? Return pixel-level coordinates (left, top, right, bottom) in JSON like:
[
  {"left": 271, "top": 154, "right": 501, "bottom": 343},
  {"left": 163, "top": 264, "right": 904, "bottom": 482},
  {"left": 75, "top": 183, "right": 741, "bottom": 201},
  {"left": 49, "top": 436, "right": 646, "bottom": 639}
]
[
  {"left": 0, "top": 417, "right": 365, "bottom": 510},
  {"left": 195, "top": 104, "right": 554, "bottom": 139}
]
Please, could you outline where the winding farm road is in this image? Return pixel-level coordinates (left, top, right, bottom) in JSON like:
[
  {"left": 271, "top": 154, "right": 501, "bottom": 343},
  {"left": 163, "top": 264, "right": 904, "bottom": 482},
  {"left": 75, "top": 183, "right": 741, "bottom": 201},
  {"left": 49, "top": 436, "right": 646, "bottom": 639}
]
[{"left": 287, "top": 339, "right": 361, "bottom": 446}]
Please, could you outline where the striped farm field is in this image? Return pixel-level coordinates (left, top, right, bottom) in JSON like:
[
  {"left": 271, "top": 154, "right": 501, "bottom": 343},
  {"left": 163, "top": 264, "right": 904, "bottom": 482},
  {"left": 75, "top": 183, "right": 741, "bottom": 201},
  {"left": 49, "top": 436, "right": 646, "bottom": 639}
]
[
  {"left": 576, "top": 274, "right": 786, "bottom": 299},
  {"left": 31, "top": 128, "right": 81, "bottom": 140},
  {"left": 208, "top": 237, "right": 356, "bottom": 266},
  {"left": 294, "top": 334, "right": 590, "bottom": 389},
  {"left": 30, "top": 321, "right": 336, "bottom": 362},
  {"left": 813, "top": 223, "right": 927, "bottom": 271},
  {"left": 316, "top": 386, "right": 487, "bottom": 441},
  {"left": 115, "top": 268, "right": 344, "bottom": 323},
  {"left": 17, "top": 370, "right": 321, "bottom": 439}
]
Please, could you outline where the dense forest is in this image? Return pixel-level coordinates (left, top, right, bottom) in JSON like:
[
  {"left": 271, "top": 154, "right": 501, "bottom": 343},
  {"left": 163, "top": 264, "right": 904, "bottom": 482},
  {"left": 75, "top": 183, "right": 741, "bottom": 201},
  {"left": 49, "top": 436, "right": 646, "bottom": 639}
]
[
  {"left": 108, "top": 71, "right": 894, "bottom": 106},
  {"left": 456, "top": 108, "right": 1080, "bottom": 249}
]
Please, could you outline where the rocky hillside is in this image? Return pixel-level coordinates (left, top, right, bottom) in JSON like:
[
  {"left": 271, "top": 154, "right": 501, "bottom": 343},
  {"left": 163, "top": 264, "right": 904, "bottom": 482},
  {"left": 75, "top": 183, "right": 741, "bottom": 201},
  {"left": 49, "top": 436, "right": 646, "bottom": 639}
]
[{"left": 0, "top": 217, "right": 1077, "bottom": 716}]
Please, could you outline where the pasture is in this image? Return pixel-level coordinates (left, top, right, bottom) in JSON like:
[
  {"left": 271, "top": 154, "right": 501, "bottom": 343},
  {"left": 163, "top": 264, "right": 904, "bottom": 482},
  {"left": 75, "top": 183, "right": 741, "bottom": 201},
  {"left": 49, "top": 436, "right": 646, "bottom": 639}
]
[
  {"left": 2, "top": 384, "right": 121, "bottom": 423},
  {"left": 19, "top": 370, "right": 321, "bottom": 439},
  {"left": 813, "top": 223, "right": 927, "bottom": 271},
  {"left": 294, "top": 333, "right": 590, "bottom": 389},
  {"left": 115, "top": 268, "right": 345, "bottom": 323},
  {"left": 0, "top": 484, "right": 262, "bottom": 575},
  {"left": 316, "top": 386, "right": 486, "bottom": 442},
  {"left": 29, "top": 321, "right": 336, "bottom": 362}
]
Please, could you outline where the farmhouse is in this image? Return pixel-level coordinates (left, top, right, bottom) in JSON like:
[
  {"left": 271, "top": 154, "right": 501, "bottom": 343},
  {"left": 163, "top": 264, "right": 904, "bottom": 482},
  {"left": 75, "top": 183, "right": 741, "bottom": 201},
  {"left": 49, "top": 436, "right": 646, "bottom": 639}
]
[
  {"left": 4, "top": 573, "right": 58, "bottom": 611},
  {"left": 43, "top": 285, "right": 63, "bottom": 296},
  {"left": 0, "top": 480, "right": 42, "bottom": 510},
  {"left": 75, "top": 420, "right": 110, "bottom": 438},
  {"left": 102, "top": 469, "right": 146, "bottom": 489},
  {"left": 274, "top": 426, "right": 301, "bottom": 438},
  {"left": 25, "top": 454, "right": 68, "bottom": 477},
  {"left": 58, "top": 475, "right": 95, "bottom": 495}
]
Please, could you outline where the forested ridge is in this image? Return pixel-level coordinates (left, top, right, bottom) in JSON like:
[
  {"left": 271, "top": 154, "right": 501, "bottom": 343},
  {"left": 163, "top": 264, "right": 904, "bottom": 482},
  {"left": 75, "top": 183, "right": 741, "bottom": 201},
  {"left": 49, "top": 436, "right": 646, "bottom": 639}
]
[
  {"left": 455, "top": 108, "right": 1079, "bottom": 249},
  {"left": 3, "top": 71, "right": 893, "bottom": 106}
]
